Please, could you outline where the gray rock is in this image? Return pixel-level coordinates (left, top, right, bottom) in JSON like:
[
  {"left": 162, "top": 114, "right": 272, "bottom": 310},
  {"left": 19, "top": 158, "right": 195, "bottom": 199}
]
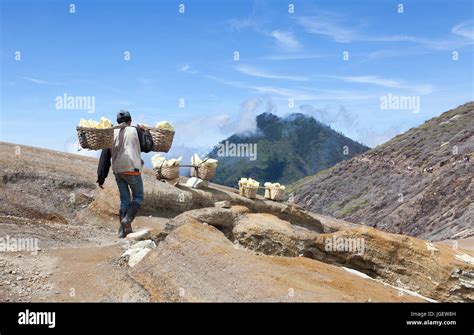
[
  {"left": 126, "top": 229, "right": 152, "bottom": 241},
  {"left": 214, "top": 200, "right": 231, "bottom": 208},
  {"left": 185, "top": 177, "right": 208, "bottom": 189},
  {"left": 121, "top": 239, "right": 157, "bottom": 268},
  {"left": 173, "top": 207, "right": 235, "bottom": 228}
]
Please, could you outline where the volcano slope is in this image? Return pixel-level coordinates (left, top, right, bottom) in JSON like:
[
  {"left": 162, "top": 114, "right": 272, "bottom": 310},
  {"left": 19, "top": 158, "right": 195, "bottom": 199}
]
[
  {"left": 0, "top": 141, "right": 472, "bottom": 302},
  {"left": 291, "top": 102, "right": 474, "bottom": 242}
]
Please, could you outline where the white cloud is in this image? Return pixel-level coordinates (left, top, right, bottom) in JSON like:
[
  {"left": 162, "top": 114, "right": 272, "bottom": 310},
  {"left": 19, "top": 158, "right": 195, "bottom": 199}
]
[
  {"left": 364, "top": 48, "right": 426, "bottom": 61},
  {"left": 180, "top": 64, "right": 190, "bottom": 72},
  {"left": 452, "top": 21, "right": 474, "bottom": 40},
  {"left": 234, "top": 97, "right": 260, "bottom": 134},
  {"left": 261, "top": 54, "right": 325, "bottom": 61},
  {"left": 22, "top": 77, "right": 60, "bottom": 85},
  {"left": 296, "top": 16, "right": 358, "bottom": 43},
  {"left": 255, "top": 86, "right": 375, "bottom": 101},
  {"left": 252, "top": 85, "right": 301, "bottom": 97},
  {"left": 64, "top": 138, "right": 99, "bottom": 158},
  {"left": 236, "top": 64, "right": 309, "bottom": 81},
  {"left": 228, "top": 17, "right": 258, "bottom": 32},
  {"left": 296, "top": 16, "right": 418, "bottom": 44},
  {"left": 151, "top": 99, "right": 263, "bottom": 161},
  {"left": 171, "top": 102, "right": 261, "bottom": 149},
  {"left": 173, "top": 113, "right": 231, "bottom": 148},
  {"left": 270, "top": 30, "right": 302, "bottom": 50},
  {"left": 330, "top": 75, "right": 434, "bottom": 95},
  {"left": 296, "top": 15, "right": 473, "bottom": 50},
  {"left": 203, "top": 74, "right": 247, "bottom": 89},
  {"left": 226, "top": 1, "right": 267, "bottom": 33},
  {"left": 298, "top": 104, "right": 405, "bottom": 148},
  {"left": 299, "top": 104, "right": 357, "bottom": 128},
  {"left": 205, "top": 73, "right": 374, "bottom": 101}
]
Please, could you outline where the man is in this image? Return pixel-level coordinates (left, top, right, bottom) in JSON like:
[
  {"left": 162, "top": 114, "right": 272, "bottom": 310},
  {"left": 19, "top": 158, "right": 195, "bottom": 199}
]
[{"left": 97, "top": 110, "right": 145, "bottom": 238}]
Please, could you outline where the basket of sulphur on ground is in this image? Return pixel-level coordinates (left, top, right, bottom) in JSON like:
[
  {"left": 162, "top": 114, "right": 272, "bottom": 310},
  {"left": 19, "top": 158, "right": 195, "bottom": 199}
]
[
  {"left": 238, "top": 178, "right": 260, "bottom": 199},
  {"left": 264, "top": 182, "right": 286, "bottom": 202},
  {"left": 76, "top": 118, "right": 115, "bottom": 150},
  {"left": 153, "top": 165, "right": 179, "bottom": 180},
  {"left": 190, "top": 155, "right": 218, "bottom": 181},
  {"left": 151, "top": 155, "right": 181, "bottom": 180},
  {"left": 148, "top": 121, "right": 175, "bottom": 153}
]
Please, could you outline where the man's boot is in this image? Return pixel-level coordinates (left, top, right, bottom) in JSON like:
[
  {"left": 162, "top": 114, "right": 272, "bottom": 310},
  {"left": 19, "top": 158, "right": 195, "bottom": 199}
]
[
  {"left": 121, "top": 201, "right": 140, "bottom": 236},
  {"left": 118, "top": 208, "right": 127, "bottom": 238}
]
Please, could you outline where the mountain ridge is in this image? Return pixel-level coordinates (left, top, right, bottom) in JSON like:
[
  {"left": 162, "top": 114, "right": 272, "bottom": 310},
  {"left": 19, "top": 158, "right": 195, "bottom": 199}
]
[
  {"left": 292, "top": 102, "right": 474, "bottom": 241},
  {"left": 208, "top": 112, "right": 369, "bottom": 187}
]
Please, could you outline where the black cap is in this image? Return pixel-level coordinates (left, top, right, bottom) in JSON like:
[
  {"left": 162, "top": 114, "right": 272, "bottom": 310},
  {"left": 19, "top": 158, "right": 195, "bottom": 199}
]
[{"left": 117, "top": 110, "right": 132, "bottom": 124}]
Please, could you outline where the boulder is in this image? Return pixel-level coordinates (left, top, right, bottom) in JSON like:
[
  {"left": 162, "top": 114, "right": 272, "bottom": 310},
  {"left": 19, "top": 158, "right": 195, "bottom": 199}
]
[
  {"left": 214, "top": 200, "right": 231, "bottom": 208},
  {"left": 172, "top": 207, "right": 235, "bottom": 229},
  {"left": 130, "top": 220, "right": 422, "bottom": 302},
  {"left": 185, "top": 177, "right": 208, "bottom": 189},
  {"left": 126, "top": 229, "right": 152, "bottom": 241},
  {"left": 121, "top": 240, "right": 156, "bottom": 268},
  {"left": 229, "top": 205, "right": 251, "bottom": 216}
]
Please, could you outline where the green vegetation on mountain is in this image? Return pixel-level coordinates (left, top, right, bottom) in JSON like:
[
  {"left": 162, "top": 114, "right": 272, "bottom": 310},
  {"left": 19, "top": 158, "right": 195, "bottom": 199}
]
[{"left": 209, "top": 112, "right": 369, "bottom": 187}]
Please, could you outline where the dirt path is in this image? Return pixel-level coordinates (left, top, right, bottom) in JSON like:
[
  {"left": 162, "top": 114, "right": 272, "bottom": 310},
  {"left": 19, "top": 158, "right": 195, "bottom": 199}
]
[
  {"left": 0, "top": 213, "right": 169, "bottom": 302},
  {"left": 50, "top": 245, "right": 149, "bottom": 302}
]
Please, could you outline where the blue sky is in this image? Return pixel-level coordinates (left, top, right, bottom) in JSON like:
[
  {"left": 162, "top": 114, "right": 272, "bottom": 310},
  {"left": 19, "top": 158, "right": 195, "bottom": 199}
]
[{"left": 1, "top": 0, "right": 473, "bottom": 160}]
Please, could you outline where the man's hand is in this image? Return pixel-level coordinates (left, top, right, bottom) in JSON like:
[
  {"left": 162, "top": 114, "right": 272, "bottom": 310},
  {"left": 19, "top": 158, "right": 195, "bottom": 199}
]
[{"left": 97, "top": 178, "right": 105, "bottom": 189}]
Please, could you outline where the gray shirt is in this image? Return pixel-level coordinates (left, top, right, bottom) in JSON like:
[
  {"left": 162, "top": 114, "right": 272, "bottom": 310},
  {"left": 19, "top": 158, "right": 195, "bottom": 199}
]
[{"left": 111, "top": 126, "right": 142, "bottom": 174}]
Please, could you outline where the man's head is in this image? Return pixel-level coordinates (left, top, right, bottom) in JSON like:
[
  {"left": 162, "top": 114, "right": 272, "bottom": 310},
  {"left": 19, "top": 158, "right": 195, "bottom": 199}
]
[{"left": 117, "top": 110, "right": 132, "bottom": 125}]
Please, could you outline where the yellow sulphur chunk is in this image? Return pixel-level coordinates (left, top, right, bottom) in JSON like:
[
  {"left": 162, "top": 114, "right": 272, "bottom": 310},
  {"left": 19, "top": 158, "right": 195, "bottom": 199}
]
[{"left": 155, "top": 121, "right": 175, "bottom": 131}]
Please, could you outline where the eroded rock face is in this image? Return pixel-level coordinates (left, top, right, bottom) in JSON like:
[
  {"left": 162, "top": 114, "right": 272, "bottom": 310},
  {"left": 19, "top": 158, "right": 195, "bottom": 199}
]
[
  {"left": 311, "top": 228, "right": 474, "bottom": 302},
  {"left": 173, "top": 207, "right": 235, "bottom": 229},
  {"left": 131, "top": 221, "right": 422, "bottom": 302},
  {"left": 230, "top": 213, "right": 474, "bottom": 302},
  {"left": 232, "top": 213, "right": 309, "bottom": 257}
]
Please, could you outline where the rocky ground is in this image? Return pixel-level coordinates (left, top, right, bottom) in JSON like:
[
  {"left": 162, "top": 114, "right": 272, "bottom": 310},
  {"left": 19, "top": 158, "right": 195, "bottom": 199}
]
[
  {"left": 0, "top": 142, "right": 472, "bottom": 302},
  {"left": 292, "top": 102, "right": 474, "bottom": 241}
]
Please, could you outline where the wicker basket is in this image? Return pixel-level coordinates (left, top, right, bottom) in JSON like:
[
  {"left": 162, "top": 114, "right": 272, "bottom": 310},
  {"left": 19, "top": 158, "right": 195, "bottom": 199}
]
[
  {"left": 190, "top": 164, "right": 216, "bottom": 181},
  {"left": 149, "top": 128, "right": 175, "bottom": 152},
  {"left": 76, "top": 126, "right": 114, "bottom": 150},
  {"left": 240, "top": 186, "right": 258, "bottom": 199},
  {"left": 154, "top": 165, "right": 179, "bottom": 180},
  {"left": 272, "top": 189, "right": 285, "bottom": 201},
  {"left": 265, "top": 187, "right": 285, "bottom": 201}
]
